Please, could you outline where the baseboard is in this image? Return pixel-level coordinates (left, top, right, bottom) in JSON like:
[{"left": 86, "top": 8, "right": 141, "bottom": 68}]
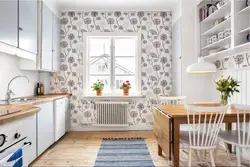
[{"left": 70, "top": 125, "right": 153, "bottom": 131}]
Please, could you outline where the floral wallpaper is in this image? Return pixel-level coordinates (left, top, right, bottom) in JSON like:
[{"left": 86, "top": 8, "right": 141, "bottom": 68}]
[
  {"left": 214, "top": 52, "right": 250, "bottom": 71},
  {"left": 51, "top": 11, "right": 172, "bottom": 130}
]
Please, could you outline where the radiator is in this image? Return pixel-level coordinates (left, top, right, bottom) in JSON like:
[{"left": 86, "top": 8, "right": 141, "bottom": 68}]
[{"left": 95, "top": 101, "right": 129, "bottom": 126}]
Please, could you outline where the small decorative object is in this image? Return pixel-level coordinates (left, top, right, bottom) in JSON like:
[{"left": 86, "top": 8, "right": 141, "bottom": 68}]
[
  {"left": 92, "top": 80, "right": 104, "bottom": 96},
  {"left": 218, "top": 31, "right": 224, "bottom": 40},
  {"left": 208, "top": 5, "right": 217, "bottom": 15},
  {"left": 120, "top": 80, "right": 131, "bottom": 96},
  {"left": 247, "top": 0, "right": 250, "bottom": 6},
  {"left": 224, "top": 28, "right": 231, "bottom": 38},
  {"left": 207, "top": 37, "right": 212, "bottom": 45},
  {"left": 211, "top": 35, "right": 218, "bottom": 44},
  {"left": 215, "top": 76, "right": 240, "bottom": 106},
  {"left": 247, "top": 34, "right": 250, "bottom": 42}
]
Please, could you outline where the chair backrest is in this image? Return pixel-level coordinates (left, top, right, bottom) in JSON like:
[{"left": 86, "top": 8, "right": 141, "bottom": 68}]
[
  {"left": 185, "top": 105, "right": 226, "bottom": 148},
  {"left": 234, "top": 104, "right": 250, "bottom": 146},
  {"left": 159, "top": 96, "right": 186, "bottom": 105}
]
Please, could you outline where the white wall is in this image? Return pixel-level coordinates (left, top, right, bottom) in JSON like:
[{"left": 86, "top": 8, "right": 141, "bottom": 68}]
[
  {"left": 0, "top": 52, "right": 39, "bottom": 99},
  {"left": 171, "top": 0, "right": 213, "bottom": 103},
  {"left": 171, "top": 18, "right": 182, "bottom": 96}
]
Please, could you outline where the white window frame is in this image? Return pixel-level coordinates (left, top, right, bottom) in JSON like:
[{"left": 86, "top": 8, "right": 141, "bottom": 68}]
[{"left": 83, "top": 32, "right": 141, "bottom": 96}]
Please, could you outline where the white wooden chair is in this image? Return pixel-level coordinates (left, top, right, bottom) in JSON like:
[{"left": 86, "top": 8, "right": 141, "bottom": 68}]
[
  {"left": 218, "top": 104, "right": 250, "bottom": 167},
  {"left": 181, "top": 105, "right": 226, "bottom": 167},
  {"left": 159, "top": 96, "right": 186, "bottom": 105}
]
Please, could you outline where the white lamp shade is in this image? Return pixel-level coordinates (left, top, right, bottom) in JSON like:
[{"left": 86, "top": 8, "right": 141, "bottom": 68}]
[{"left": 186, "top": 57, "right": 217, "bottom": 74}]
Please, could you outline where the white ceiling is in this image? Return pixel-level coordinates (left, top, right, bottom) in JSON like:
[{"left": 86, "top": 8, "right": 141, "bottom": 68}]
[{"left": 48, "top": 0, "right": 177, "bottom": 11}]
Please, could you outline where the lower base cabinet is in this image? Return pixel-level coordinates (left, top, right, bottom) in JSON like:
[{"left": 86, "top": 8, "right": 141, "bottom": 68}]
[{"left": 36, "top": 102, "right": 54, "bottom": 156}]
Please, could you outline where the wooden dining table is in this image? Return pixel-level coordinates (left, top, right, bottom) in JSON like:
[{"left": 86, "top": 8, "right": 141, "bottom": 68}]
[{"left": 153, "top": 104, "right": 246, "bottom": 167}]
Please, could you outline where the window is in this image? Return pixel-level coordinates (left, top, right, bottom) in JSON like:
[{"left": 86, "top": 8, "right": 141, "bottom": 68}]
[{"left": 85, "top": 33, "right": 141, "bottom": 95}]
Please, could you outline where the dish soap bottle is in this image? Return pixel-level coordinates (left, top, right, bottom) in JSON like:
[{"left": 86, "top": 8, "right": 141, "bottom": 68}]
[{"left": 36, "top": 83, "right": 41, "bottom": 95}]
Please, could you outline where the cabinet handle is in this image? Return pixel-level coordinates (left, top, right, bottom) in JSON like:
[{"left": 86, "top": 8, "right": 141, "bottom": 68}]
[
  {"left": 52, "top": 50, "right": 55, "bottom": 52},
  {"left": 18, "top": 27, "right": 23, "bottom": 31}
]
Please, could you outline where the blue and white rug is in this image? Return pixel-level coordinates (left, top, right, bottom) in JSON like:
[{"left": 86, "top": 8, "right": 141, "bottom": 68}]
[{"left": 94, "top": 138, "right": 155, "bottom": 167}]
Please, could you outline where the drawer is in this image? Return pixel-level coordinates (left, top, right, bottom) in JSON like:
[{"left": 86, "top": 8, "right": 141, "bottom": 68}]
[{"left": 153, "top": 108, "right": 171, "bottom": 160}]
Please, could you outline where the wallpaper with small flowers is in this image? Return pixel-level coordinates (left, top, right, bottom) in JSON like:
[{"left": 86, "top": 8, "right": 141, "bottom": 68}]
[
  {"left": 51, "top": 11, "right": 172, "bottom": 130},
  {"left": 213, "top": 52, "right": 250, "bottom": 71}
]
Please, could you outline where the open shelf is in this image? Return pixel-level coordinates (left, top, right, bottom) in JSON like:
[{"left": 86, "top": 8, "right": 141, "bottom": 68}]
[
  {"left": 202, "top": 19, "right": 231, "bottom": 36},
  {"left": 237, "top": 6, "right": 250, "bottom": 15},
  {"left": 201, "top": 36, "right": 231, "bottom": 50},
  {"left": 236, "top": 27, "right": 250, "bottom": 35},
  {"left": 200, "top": 0, "right": 231, "bottom": 24},
  {"left": 204, "top": 42, "right": 250, "bottom": 61}
]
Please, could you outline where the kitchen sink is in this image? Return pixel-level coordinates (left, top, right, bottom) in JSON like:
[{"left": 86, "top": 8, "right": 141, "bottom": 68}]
[
  {"left": 10, "top": 98, "right": 39, "bottom": 102},
  {"left": 0, "top": 98, "right": 39, "bottom": 105}
]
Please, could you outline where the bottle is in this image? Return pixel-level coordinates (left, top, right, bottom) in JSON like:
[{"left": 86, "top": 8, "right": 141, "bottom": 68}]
[
  {"left": 40, "top": 83, "right": 44, "bottom": 95},
  {"left": 36, "top": 83, "right": 40, "bottom": 95}
]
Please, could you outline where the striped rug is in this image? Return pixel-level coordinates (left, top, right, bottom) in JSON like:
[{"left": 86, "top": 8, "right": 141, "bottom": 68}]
[{"left": 94, "top": 138, "right": 155, "bottom": 167}]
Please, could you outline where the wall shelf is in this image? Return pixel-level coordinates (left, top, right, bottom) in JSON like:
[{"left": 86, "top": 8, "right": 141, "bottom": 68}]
[
  {"left": 237, "top": 6, "right": 250, "bottom": 15},
  {"left": 202, "top": 19, "right": 231, "bottom": 36},
  {"left": 236, "top": 27, "right": 250, "bottom": 35},
  {"left": 197, "top": 0, "right": 250, "bottom": 61},
  {"left": 202, "top": 36, "right": 231, "bottom": 50},
  {"left": 200, "top": 0, "right": 231, "bottom": 24}
]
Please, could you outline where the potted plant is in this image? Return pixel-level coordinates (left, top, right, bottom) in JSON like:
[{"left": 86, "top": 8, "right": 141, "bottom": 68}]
[
  {"left": 91, "top": 80, "right": 104, "bottom": 96},
  {"left": 215, "top": 76, "right": 240, "bottom": 106},
  {"left": 120, "top": 81, "right": 131, "bottom": 96}
]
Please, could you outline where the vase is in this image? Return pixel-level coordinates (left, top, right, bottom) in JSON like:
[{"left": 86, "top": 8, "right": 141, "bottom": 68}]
[
  {"left": 123, "top": 88, "right": 129, "bottom": 96},
  {"left": 220, "top": 93, "right": 229, "bottom": 106},
  {"left": 96, "top": 89, "right": 102, "bottom": 96}
]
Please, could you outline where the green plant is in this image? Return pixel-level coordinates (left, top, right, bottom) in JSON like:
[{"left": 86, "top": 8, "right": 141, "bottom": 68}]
[
  {"left": 215, "top": 76, "right": 240, "bottom": 105},
  {"left": 91, "top": 80, "right": 104, "bottom": 91},
  {"left": 120, "top": 80, "right": 132, "bottom": 90}
]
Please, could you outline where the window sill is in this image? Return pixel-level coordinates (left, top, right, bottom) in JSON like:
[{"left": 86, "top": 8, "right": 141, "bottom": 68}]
[{"left": 83, "top": 94, "right": 145, "bottom": 100}]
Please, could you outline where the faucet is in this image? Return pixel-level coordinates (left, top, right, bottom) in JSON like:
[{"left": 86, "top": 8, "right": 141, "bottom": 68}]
[{"left": 5, "top": 76, "right": 29, "bottom": 103}]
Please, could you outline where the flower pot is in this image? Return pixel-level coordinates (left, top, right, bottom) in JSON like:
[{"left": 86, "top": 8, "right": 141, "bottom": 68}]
[
  {"left": 96, "top": 89, "right": 102, "bottom": 96},
  {"left": 123, "top": 88, "right": 129, "bottom": 96}
]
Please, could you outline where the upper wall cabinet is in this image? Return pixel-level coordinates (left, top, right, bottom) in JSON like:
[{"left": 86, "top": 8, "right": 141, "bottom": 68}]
[
  {"left": 52, "top": 14, "right": 61, "bottom": 72},
  {"left": 41, "top": 2, "right": 53, "bottom": 71},
  {"left": 0, "top": 0, "right": 18, "bottom": 47},
  {"left": 19, "top": 0, "right": 38, "bottom": 54}
]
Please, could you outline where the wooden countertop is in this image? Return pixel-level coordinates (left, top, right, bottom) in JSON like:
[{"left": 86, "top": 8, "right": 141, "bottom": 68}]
[{"left": 0, "top": 93, "right": 71, "bottom": 123}]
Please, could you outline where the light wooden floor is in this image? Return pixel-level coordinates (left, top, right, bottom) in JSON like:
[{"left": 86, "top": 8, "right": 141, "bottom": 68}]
[{"left": 30, "top": 131, "right": 246, "bottom": 167}]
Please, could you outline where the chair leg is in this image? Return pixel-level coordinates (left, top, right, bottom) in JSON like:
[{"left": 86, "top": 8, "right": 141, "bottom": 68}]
[
  {"left": 236, "top": 146, "right": 241, "bottom": 167},
  {"left": 209, "top": 150, "right": 215, "bottom": 167},
  {"left": 188, "top": 148, "right": 192, "bottom": 167}
]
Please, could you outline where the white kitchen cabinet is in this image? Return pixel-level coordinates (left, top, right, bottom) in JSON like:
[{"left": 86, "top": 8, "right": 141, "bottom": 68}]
[
  {"left": 0, "top": 0, "right": 18, "bottom": 47},
  {"left": 52, "top": 14, "right": 61, "bottom": 72},
  {"left": 37, "top": 102, "right": 54, "bottom": 156},
  {"left": 54, "top": 98, "right": 66, "bottom": 142},
  {"left": 41, "top": 2, "right": 53, "bottom": 71},
  {"left": 19, "top": 0, "right": 38, "bottom": 54},
  {"left": 22, "top": 114, "right": 37, "bottom": 166}
]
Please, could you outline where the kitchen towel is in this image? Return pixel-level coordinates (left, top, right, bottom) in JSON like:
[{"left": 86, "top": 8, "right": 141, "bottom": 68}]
[{"left": 0, "top": 148, "right": 23, "bottom": 167}]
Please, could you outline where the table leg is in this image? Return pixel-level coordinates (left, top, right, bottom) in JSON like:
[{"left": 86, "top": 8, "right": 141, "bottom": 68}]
[
  {"left": 225, "top": 122, "right": 232, "bottom": 153},
  {"left": 158, "top": 144, "right": 162, "bottom": 156},
  {"left": 172, "top": 120, "right": 180, "bottom": 167}
]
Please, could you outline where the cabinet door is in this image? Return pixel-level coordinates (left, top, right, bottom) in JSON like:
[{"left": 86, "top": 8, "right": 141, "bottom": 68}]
[
  {"left": 19, "top": 0, "right": 38, "bottom": 54},
  {"left": 55, "top": 100, "right": 66, "bottom": 141},
  {"left": 37, "top": 102, "right": 54, "bottom": 156},
  {"left": 0, "top": 0, "right": 18, "bottom": 47},
  {"left": 23, "top": 114, "right": 37, "bottom": 166},
  {"left": 52, "top": 14, "right": 61, "bottom": 71},
  {"left": 41, "top": 2, "right": 53, "bottom": 70}
]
